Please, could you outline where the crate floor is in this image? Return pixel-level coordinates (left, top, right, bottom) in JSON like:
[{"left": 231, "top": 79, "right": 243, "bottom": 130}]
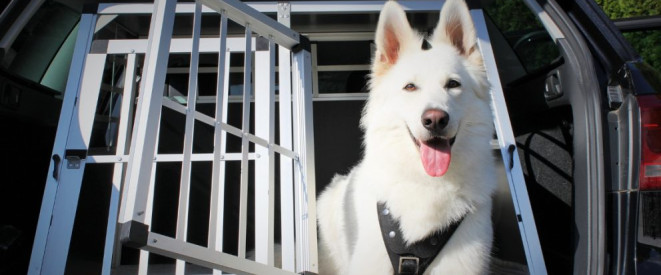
[{"left": 106, "top": 257, "right": 528, "bottom": 275}]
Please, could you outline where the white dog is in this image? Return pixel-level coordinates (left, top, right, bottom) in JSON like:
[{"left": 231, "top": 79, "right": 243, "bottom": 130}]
[{"left": 316, "top": 0, "right": 497, "bottom": 274}]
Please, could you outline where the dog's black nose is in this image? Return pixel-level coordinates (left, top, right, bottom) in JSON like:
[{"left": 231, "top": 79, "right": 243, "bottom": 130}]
[{"left": 421, "top": 109, "right": 449, "bottom": 135}]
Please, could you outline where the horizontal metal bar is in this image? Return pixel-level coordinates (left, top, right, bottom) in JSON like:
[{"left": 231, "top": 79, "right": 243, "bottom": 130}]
[
  {"left": 314, "top": 93, "right": 368, "bottom": 101},
  {"left": 87, "top": 153, "right": 283, "bottom": 163},
  {"left": 100, "top": 37, "right": 256, "bottom": 54},
  {"left": 201, "top": 0, "right": 300, "bottom": 49},
  {"left": 316, "top": 64, "right": 370, "bottom": 72},
  {"left": 167, "top": 66, "right": 248, "bottom": 74},
  {"left": 289, "top": 1, "right": 442, "bottom": 13},
  {"left": 88, "top": 155, "right": 129, "bottom": 163},
  {"left": 96, "top": 1, "right": 443, "bottom": 15},
  {"left": 141, "top": 232, "right": 296, "bottom": 275},
  {"left": 614, "top": 15, "right": 661, "bottom": 32},
  {"left": 192, "top": 93, "right": 371, "bottom": 104},
  {"left": 174, "top": 93, "right": 369, "bottom": 105},
  {"left": 305, "top": 32, "right": 373, "bottom": 41},
  {"left": 155, "top": 153, "right": 257, "bottom": 162},
  {"left": 97, "top": 2, "right": 275, "bottom": 14}
]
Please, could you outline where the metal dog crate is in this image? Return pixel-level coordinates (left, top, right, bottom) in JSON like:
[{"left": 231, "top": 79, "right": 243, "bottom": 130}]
[{"left": 28, "top": 1, "right": 547, "bottom": 274}]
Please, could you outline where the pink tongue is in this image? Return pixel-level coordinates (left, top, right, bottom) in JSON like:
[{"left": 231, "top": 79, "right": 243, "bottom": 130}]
[{"left": 420, "top": 139, "right": 451, "bottom": 177}]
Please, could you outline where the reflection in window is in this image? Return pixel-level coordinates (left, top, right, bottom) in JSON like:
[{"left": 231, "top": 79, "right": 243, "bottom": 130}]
[
  {"left": 5, "top": 2, "right": 80, "bottom": 93},
  {"left": 483, "top": 0, "right": 560, "bottom": 72},
  {"left": 318, "top": 71, "right": 369, "bottom": 93}
]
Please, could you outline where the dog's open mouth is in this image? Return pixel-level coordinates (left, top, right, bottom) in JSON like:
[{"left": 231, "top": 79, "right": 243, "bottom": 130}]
[{"left": 409, "top": 129, "right": 456, "bottom": 177}]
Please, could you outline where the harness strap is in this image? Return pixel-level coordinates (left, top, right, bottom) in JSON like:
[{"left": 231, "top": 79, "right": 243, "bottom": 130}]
[{"left": 377, "top": 202, "right": 464, "bottom": 275}]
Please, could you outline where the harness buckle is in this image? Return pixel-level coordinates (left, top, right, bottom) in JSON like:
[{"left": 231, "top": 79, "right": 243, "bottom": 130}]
[{"left": 398, "top": 256, "right": 420, "bottom": 275}]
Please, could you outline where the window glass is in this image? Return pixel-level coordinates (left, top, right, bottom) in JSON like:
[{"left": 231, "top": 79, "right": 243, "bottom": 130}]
[
  {"left": 594, "top": 0, "right": 661, "bottom": 19},
  {"left": 318, "top": 70, "right": 369, "bottom": 93},
  {"left": 314, "top": 41, "right": 372, "bottom": 94},
  {"left": 316, "top": 41, "right": 372, "bottom": 66},
  {"left": 622, "top": 30, "right": 661, "bottom": 72},
  {"left": 0, "top": 1, "right": 9, "bottom": 15},
  {"left": 5, "top": 2, "right": 79, "bottom": 92},
  {"left": 594, "top": 0, "right": 661, "bottom": 73},
  {"left": 482, "top": 0, "right": 560, "bottom": 73},
  {"left": 0, "top": 1, "right": 29, "bottom": 43},
  {"left": 41, "top": 24, "right": 78, "bottom": 92}
]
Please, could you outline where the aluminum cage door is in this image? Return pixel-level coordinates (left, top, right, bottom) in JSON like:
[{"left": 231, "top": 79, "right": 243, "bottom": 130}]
[{"left": 28, "top": 0, "right": 318, "bottom": 274}]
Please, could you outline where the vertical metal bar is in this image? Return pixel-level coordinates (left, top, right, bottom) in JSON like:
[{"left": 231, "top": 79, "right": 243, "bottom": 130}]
[
  {"left": 237, "top": 24, "right": 253, "bottom": 259},
  {"left": 120, "top": 0, "right": 176, "bottom": 225},
  {"left": 310, "top": 43, "right": 319, "bottom": 97},
  {"left": 175, "top": 2, "right": 202, "bottom": 274},
  {"left": 102, "top": 53, "right": 138, "bottom": 275},
  {"left": 28, "top": 12, "right": 96, "bottom": 275},
  {"left": 209, "top": 9, "right": 229, "bottom": 275},
  {"left": 39, "top": 53, "right": 107, "bottom": 275},
  {"left": 471, "top": 9, "right": 547, "bottom": 275},
  {"left": 254, "top": 37, "right": 276, "bottom": 266},
  {"left": 291, "top": 47, "right": 318, "bottom": 273},
  {"left": 137, "top": 235, "right": 150, "bottom": 274},
  {"left": 278, "top": 46, "right": 296, "bottom": 272},
  {"left": 276, "top": 2, "right": 296, "bottom": 270},
  {"left": 135, "top": 105, "right": 162, "bottom": 275},
  {"left": 138, "top": 144, "right": 159, "bottom": 275}
]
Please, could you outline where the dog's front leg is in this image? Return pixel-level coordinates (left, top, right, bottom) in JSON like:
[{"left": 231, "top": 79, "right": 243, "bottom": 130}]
[
  {"left": 347, "top": 233, "right": 391, "bottom": 275},
  {"left": 344, "top": 187, "right": 392, "bottom": 275}
]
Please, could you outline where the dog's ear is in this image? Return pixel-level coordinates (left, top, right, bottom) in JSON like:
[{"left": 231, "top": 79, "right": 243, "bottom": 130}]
[
  {"left": 431, "top": 0, "right": 480, "bottom": 64},
  {"left": 373, "top": 1, "right": 416, "bottom": 75}
]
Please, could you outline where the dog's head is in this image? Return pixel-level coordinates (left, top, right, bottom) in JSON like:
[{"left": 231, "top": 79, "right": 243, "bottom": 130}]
[{"left": 362, "top": 0, "right": 492, "bottom": 177}]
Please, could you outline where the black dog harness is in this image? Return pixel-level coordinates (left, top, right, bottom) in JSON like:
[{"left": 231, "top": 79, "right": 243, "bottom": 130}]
[{"left": 377, "top": 202, "right": 464, "bottom": 275}]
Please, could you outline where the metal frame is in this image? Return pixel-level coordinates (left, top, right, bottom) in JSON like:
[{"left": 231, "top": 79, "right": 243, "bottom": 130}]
[
  {"left": 29, "top": 1, "right": 549, "bottom": 275},
  {"left": 254, "top": 34, "right": 277, "bottom": 267},
  {"left": 277, "top": 2, "right": 297, "bottom": 270},
  {"left": 208, "top": 9, "right": 230, "bottom": 275},
  {"left": 614, "top": 15, "right": 661, "bottom": 31},
  {"left": 95, "top": 1, "right": 444, "bottom": 14},
  {"left": 291, "top": 41, "right": 318, "bottom": 273},
  {"left": 91, "top": 1, "right": 443, "bottom": 103},
  {"left": 470, "top": 8, "right": 548, "bottom": 275},
  {"left": 30, "top": 0, "right": 317, "bottom": 274},
  {"left": 118, "top": 0, "right": 176, "bottom": 237},
  {"left": 173, "top": 3, "right": 202, "bottom": 274},
  {"left": 28, "top": 11, "right": 97, "bottom": 275},
  {"left": 103, "top": 52, "right": 139, "bottom": 275},
  {"left": 116, "top": 0, "right": 318, "bottom": 273}
]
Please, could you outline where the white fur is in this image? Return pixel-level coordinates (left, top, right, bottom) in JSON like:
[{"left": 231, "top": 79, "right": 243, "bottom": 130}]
[{"left": 317, "top": 1, "right": 497, "bottom": 274}]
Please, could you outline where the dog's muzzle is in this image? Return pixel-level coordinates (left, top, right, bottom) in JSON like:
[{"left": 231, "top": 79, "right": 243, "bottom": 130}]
[{"left": 421, "top": 109, "right": 449, "bottom": 136}]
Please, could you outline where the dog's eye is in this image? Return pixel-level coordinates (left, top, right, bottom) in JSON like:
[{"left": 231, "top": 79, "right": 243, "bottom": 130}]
[
  {"left": 446, "top": 79, "right": 461, "bottom": 89},
  {"left": 403, "top": 83, "right": 417, "bottom": 92}
]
